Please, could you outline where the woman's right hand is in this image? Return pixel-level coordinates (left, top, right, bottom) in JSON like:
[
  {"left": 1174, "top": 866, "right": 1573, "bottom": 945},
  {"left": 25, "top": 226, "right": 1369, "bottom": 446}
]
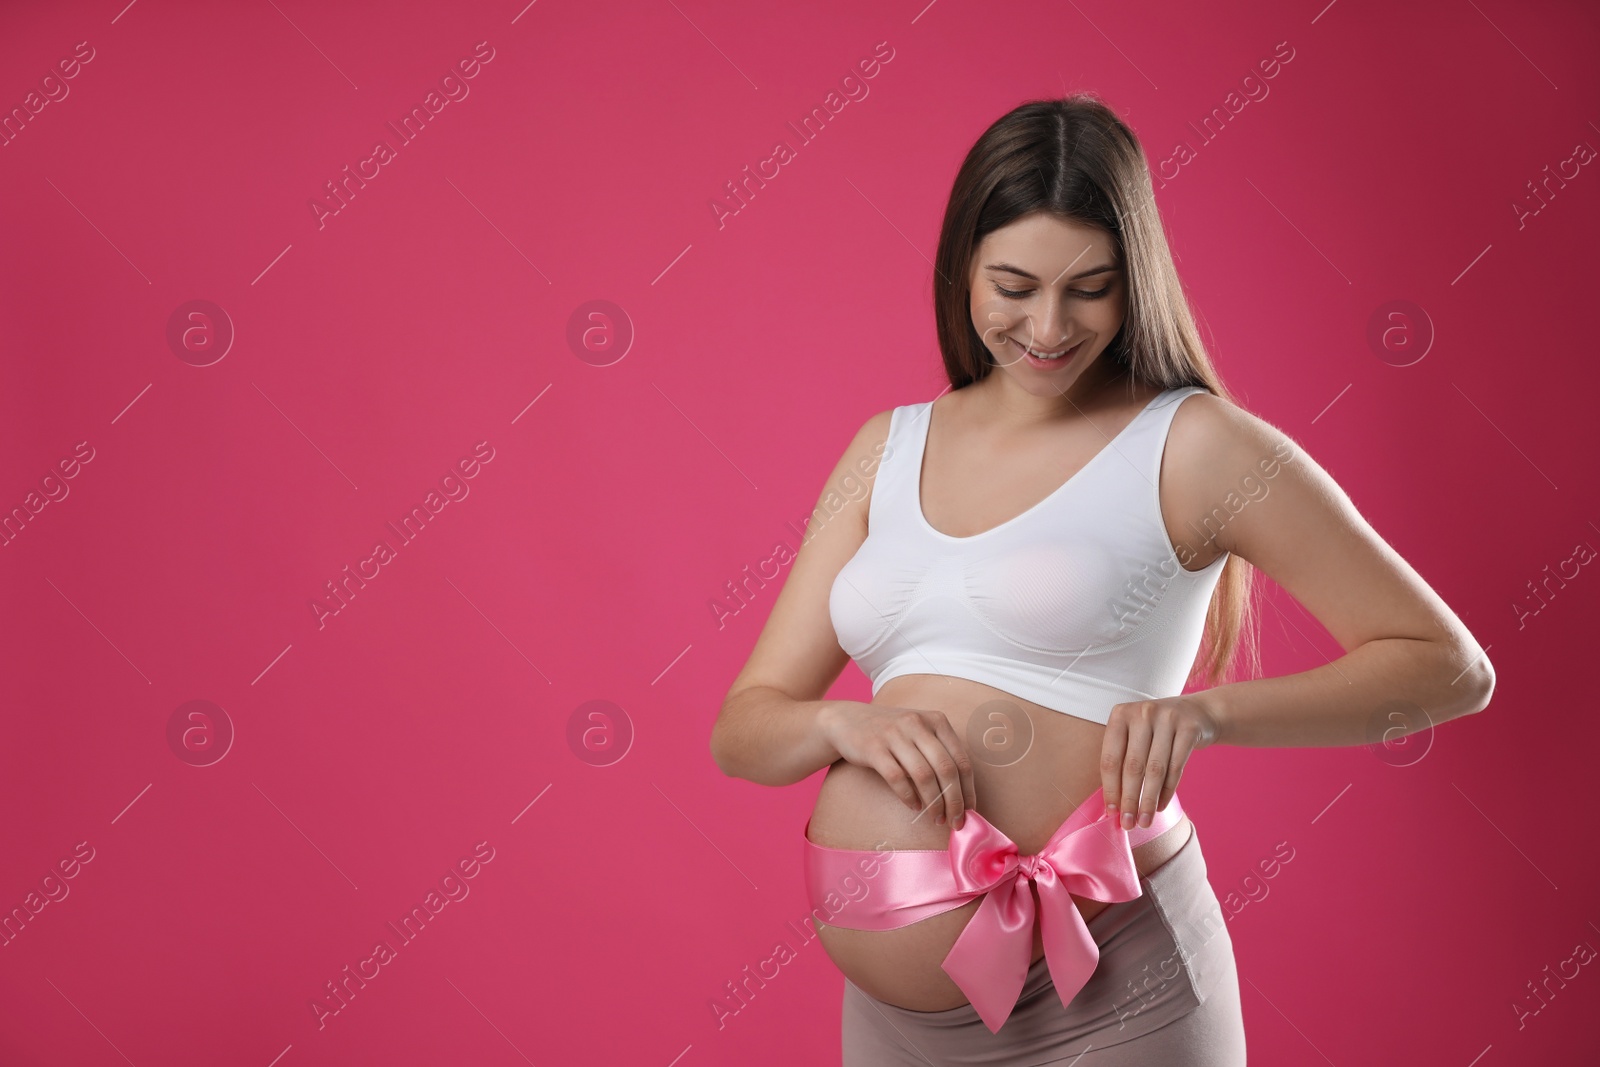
[{"left": 820, "top": 703, "right": 978, "bottom": 829}]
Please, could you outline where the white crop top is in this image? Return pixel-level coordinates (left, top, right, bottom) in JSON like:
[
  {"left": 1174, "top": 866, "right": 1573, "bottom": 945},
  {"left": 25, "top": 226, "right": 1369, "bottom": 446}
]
[{"left": 828, "top": 386, "right": 1229, "bottom": 725}]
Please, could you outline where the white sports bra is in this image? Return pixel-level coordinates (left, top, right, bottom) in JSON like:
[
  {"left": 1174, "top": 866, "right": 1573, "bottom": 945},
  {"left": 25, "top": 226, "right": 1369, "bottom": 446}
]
[{"left": 828, "top": 385, "right": 1229, "bottom": 725}]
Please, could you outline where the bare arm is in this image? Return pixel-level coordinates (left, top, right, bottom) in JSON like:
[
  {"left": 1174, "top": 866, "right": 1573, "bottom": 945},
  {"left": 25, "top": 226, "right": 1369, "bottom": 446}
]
[
  {"left": 709, "top": 410, "right": 893, "bottom": 785},
  {"left": 1172, "top": 394, "right": 1497, "bottom": 748}
]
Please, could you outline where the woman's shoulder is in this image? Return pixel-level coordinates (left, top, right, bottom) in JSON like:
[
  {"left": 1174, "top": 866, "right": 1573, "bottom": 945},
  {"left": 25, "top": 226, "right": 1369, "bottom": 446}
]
[
  {"left": 1166, "top": 386, "right": 1283, "bottom": 444},
  {"left": 833, "top": 407, "right": 899, "bottom": 479},
  {"left": 1164, "top": 386, "right": 1303, "bottom": 494}
]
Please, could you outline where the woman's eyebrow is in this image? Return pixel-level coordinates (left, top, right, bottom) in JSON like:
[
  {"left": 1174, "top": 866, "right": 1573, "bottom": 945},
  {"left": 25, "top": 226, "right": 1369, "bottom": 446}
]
[{"left": 984, "top": 261, "right": 1120, "bottom": 281}]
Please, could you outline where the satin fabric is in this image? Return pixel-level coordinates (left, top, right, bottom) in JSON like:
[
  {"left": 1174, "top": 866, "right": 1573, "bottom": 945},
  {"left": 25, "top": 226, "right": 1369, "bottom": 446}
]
[{"left": 803, "top": 787, "right": 1185, "bottom": 1033}]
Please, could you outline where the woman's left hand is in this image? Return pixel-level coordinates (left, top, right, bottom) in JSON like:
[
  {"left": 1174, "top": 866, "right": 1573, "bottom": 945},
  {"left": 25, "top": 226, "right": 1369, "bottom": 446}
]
[{"left": 1100, "top": 695, "right": 1223, "bottom": 831}]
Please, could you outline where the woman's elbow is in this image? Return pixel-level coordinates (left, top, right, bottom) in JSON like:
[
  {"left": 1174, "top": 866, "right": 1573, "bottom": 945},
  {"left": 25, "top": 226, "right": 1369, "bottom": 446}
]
[
  {"left": 1470, "top": 657, "right": 1496, "bottom": 714},
  {"left": 709, "top": 699, "right": 755, "bottom": 779},
  {"left": 1455, "top": 648, "right": 1496, "bottom": 715},
  {"left": 709, "top": 719, "right": 737, "bottom": 778}
]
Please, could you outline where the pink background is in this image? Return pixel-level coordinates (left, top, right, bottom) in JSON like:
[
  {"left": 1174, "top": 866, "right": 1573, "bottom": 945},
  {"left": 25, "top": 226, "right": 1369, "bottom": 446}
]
[{"left": 2, "top": 0, "right": 1597, "bottom": 1063}]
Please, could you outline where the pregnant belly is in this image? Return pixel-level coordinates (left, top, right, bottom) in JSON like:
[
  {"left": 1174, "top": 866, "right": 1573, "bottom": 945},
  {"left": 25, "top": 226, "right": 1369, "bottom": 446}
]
[{"left": 806, "top": 673, "right": 1193, "bottom": 1011}]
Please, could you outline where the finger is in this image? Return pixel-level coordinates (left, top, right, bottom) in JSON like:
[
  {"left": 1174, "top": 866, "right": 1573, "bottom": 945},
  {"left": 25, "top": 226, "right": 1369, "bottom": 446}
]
[
  {"left": 909, "top": 729, "right": 964, "bottom": 829},
  {"left": 887, "top": 737, "right": 944, "bottom": 822},
  {"left": 910, "top": 738, "right": 959, "bottom": 828},
  {"left": 1138, "top": 720, "right": 1176, "bottom": 829},
  {"left": 1156, "top": 719, "right": 1199, "bottom": 813},
  {"left": 1100, "top": 712, "right": 1130, "bottom": 818},
  {"left": 871, "top": 748, "right": 920, "bottom": 813},
  {"left": 928, "top": 715, "right": 977, "bottom": 828},
  {"left": 1119, "top": 711, "right": 1154, "bottom": 830}
]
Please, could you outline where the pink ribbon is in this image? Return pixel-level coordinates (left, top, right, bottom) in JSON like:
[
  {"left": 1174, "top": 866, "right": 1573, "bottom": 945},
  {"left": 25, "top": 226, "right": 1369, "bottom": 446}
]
[
  {"left": 803, "top": 787, "right": 1184, "bottom": 1033},
  {"left": 942, "top": 806, "right": 1145, "bottom": 1032}
]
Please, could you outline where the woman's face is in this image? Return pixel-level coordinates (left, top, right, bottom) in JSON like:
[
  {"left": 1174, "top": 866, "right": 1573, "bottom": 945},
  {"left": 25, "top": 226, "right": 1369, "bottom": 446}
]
[{"left": 967, "top": 212, "right": 1127, "bottom": 395}]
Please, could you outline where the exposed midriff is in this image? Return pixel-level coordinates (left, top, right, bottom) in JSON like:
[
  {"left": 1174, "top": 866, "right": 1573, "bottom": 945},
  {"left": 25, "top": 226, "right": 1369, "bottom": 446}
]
[{"left": 806, "top": 671, "right": 1193, "bottom": 1011}]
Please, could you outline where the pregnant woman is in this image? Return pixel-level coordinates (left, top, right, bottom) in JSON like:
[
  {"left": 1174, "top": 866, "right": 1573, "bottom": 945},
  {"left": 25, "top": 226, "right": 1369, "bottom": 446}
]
[{"left": 710, "top": 94, "right": 1495, "bottom": 1065}]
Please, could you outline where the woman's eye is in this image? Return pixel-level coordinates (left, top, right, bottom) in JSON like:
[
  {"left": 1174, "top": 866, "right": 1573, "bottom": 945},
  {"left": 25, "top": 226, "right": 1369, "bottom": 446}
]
[{"left": 990, "top": 282, "right": 1110, "bottom": 300}]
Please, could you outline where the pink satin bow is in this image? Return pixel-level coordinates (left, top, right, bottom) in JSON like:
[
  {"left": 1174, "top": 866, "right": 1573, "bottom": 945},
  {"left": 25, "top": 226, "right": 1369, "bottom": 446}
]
[
  {"left": 801, "top": 787, "right": 1184, "bottom": 1033},
  {"left": 941, "top": 807, "right": 1145, "bottom": 1033}
]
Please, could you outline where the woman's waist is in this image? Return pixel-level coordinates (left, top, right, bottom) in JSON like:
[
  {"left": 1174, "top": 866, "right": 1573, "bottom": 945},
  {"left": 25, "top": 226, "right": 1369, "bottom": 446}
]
[
  {"left": 869, "top": 659, "right": 1159, "bottom": 725},
  {"left": 809, "top": 758, "right": 1185, "bottom": 859},
  {"left": 810, "top": 674, "right": 1129, "bottom": 857},
  {"left": 870, "top": 670, "right": 1133, "bottom": 734}
]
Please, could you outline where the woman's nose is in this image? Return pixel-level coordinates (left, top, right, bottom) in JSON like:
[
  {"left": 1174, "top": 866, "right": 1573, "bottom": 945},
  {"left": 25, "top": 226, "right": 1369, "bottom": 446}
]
[{"left": 1025, "top": 308, "right": 1070, "bottom": 346}]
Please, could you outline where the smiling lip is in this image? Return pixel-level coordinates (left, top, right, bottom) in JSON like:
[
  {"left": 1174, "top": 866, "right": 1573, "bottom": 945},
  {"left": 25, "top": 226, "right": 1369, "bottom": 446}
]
[{"left": 1010, "top": 337, "right": 1082, "bottom": 366}]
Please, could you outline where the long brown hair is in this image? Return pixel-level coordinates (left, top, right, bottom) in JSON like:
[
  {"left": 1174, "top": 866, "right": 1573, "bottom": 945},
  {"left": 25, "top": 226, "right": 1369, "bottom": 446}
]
[{"left": 932, "top": 92, "right": 1260, "bottom": 689}]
